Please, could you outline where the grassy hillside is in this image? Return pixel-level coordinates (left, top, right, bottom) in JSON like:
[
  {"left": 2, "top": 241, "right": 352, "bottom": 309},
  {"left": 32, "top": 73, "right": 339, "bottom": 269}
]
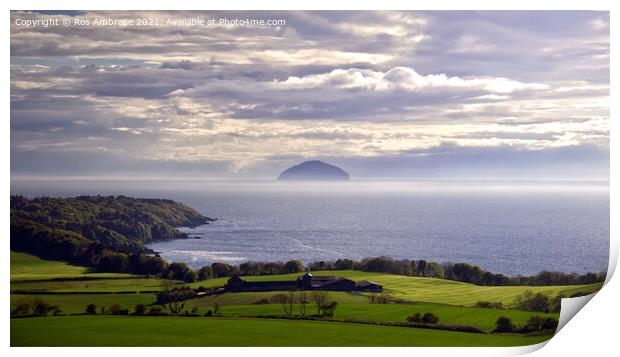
[
  {"left": 190, "top": 270, "right": 602, "bottom": 307},
  {"left": 10, "top": 251, "right": 133, "bottom": 281},
  {"left": 10, "top": 316, "right": 551, "bottom": 347},
  {"left": 216, "top": 303, "right": 558, "bottom": 332},
  {"left": 10, "top": 252, "right": 597, "bottom": 346},
  {"left": 11, "top": 294, "right": 158, "bottom": 314}
]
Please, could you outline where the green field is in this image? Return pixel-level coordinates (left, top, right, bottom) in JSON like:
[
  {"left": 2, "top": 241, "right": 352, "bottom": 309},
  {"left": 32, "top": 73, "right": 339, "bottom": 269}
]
[
  {"left": 190, "top": 270, "right": 602, "bottom": 307},
  {"left": 217, "top": 303, "right": 558, "bottom": 332},
  {"left": 11, "top": 294, "right": 158, "bottom": 314},
  {"left": 10, "top": 315, "right": 551, "bottom": 347},
  {"left": 10, "top": 251, "right": 133, "bottom": 281},
  {"left": 10, "top": 252, "right": 601, "bottom": 346},
  {"left": 11, "top": 277, "right": 169, "bottom": 293}
]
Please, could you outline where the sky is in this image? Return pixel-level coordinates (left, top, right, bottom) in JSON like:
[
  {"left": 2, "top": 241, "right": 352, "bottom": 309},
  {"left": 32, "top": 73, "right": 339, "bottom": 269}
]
[{"left": 10, "top": 11, "right": 610, "bottom": 180}]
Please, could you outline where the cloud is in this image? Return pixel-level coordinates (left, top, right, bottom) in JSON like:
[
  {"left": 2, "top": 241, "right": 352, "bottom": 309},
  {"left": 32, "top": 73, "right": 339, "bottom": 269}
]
[{"left": 9, "top": 10, "right": 609, "bottom": 179}]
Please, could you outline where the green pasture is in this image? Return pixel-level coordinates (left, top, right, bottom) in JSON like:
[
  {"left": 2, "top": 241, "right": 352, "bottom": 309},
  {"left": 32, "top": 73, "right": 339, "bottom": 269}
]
[
  {"left": 10, "top": 294, "right": 158, "bottom": 314},
  {"left": 182, "top": 291, "right": 368, "bottom": 307},
  {"left": 10, "top": 277, "right": 169, "bottom": 293},
  {"left": 191, "top": 270, "right": 601, "bottom": 307},
  {"left": 10, "top": 251, "right": 133, "bottom": 281},
  {"left": 10, "top": 315, "right": 551, "bottom": 347},
  {"left": 217, "top": 303, "right": 558, "bottom": 332}
]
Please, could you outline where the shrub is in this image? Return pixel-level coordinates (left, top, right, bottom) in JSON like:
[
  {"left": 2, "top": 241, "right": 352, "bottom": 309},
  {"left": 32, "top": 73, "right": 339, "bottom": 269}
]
[
  {"left": 475, "top": 301, "right": 505, "bottom": 309},
  {"left": 168, "top": 262, "right": 191, "bottom": 281},
  {"left": 407, "top": 313, "right": 422, "bottom": 323},
  {"left": 86, "top": 303, "right": 97, "bottom": 315},
  {"left": 322, "top": 301, "right": 338, "bottom": 317},
  {"left": 521, "top": 315, "right": 559, "bottom": 332},
  {"left": 32, "top": 299, "right": 60, "bottom": 316},
  {"left": 198, "top": 266, "right": 214, "bottom": 280},
  {"left": 252, "top": 298, "right": 271, "bottom": 305},
  {"left": 183, "top": 269, "right": 198, "bottom": 283},
  {"left": 514, "top": 290, "right": 551, "bottom": 312},
  {"left": 283, "top": 260, "right": 304, "bottom": 273},
  {"left": 421, "top": 312, "right": 440, "bottom": 324},
  {"left": 494, "top": 316, "right": 515, "bottom": 332},
  {"left": 108, "top": 304, "right": 128, "bottom": 315},
  {"left": 11, "top": 302, "right": 32, "bottom": 317},
  {"left": 542, "top": 317, "right": 559, "bottom": 330},
  {"left": 147, "top": 306, "right": 167, "bottom": 316},
  {"left": 134, "top": 304, "right": 146, "bottom": 315}
]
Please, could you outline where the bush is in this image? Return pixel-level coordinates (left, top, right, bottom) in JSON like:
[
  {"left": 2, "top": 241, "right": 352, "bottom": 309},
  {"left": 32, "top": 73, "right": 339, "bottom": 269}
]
[
  {"left": 12, "top": 299, "right": 60, "bottom": 317},
  {"left": 475, "top": 301, "right": 504, "bottom": 309},
  {"left": 108, "top": 304, "right": 129, "bottom": 315},
  {"left": 168, "top": 262, "right": 191, "bottom": 281},
  {"left": 521, "top": 316, "right": 559, "bottom": 332},
  {"left": 183, "top": 269, "right": 198, "bottom": 283},
  {"left": 147, "top": 306, "right": 168, "bottom": 316},
  {"left": 283, "top": 260, "right": 304, "bottom": 273},
  {"left": 252, "top": 298, "right": 271, "bottom": 305},
  {"left": 407, "top": 313, "right": 422, "bottom": 323},
  {"left": 322, "top": 301, "right": 338, "bottom": 317},
  {"left": 421, "top": 312, "right": 440, "bottom": 324},
  {"left": 86, "top": 303, "right": 97, "bottom": 315},
  {"left": 11, "top": 302, "right": 32, "bottom": 317},
  {"left": 494, "top": 316, "right": 515, "bottom": 332},
  {"left": 542, "top": 317, "right": 559, "bottom": 330},
  {"left": 134, "top": 304, "right": 146, "bottom": 315},
  {"left": 514, "top": 290, "right": 551, "bottom": 312},
  {"left": 198, "top": 266, "right": 214, "bottom": 280}
]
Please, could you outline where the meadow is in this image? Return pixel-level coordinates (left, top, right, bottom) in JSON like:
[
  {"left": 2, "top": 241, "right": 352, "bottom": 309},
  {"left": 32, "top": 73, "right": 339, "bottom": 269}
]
[
  {"left": 189, "top": 270, "right": 602, "bottom": 307},
  {"left": 10, "top": 315, "right": 551, "bottom": 347},
  {"left": 10, "top": 251, "right": 602, "bottom": 346}
]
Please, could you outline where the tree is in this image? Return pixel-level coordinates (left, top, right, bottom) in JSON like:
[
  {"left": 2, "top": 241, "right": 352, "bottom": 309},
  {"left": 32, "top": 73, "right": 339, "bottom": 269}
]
[
  {"left": 406, "top": 313, "right": 422, "bottom": 323},
  {"left": 283, "top": 260, "right": 304, "bottom": 273},
  {"left": 322, "top": 301, "right": 338, "bottom": 317},
  {"left": 542, "top": 317, "right": 559, "bottom": 330},
  {"left": 421, "top": 312, "right": 439, "bottom": 324},
  {"left": 198, "top": 266, "right": 214, "bottom": 280},
  {"left": 211, "top": 262, "right": 235, "bottom": 277},
  {"left": 262, "top": 262, "right": 284, "bottom": 275},
  {"left": 522, "top": 316, "right": 546, "bottom": 332},
  {"left": 310, "top": 290, "right": 329, "bottom": 316},
  {"left": 11, "top": 302, "right": 32, "bottom": 317},
  {"left": 495, "top": 316, "right": 515, "bottom": 332},
  {"left": 97, "top": 251, "right": 129, "bottom": 273},
  {"left": 134, "top": 304, "right": 146, "bottom": 315},
  {"left": 298, "top": 291, "right": 309, "bottom": 316},
  {"left": 334, "top": 258, "right": 354, "bottom": 270},
  {"left": 86, "top": 303, "right": 97, "bottom": 315},
  {"left": 168, "top": 262, "right": 191, "bottom": 281},
  {"left": 514, "top": 290, "right": 551, "bottom": 312},
  {"left": 270, "top": 293, "right": 293, "bottom": 316},
  {"left": 183, "top": 269, "right": 198, "bottom": 283},
  {"left": 168, "top": 302, "right": 185, "bottom": 315}
]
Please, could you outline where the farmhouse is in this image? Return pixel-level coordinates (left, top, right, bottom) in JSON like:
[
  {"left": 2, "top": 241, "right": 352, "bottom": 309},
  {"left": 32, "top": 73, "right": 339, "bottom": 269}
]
[{"left": 225, "top": 272, "right": 383, "bottom": 293}]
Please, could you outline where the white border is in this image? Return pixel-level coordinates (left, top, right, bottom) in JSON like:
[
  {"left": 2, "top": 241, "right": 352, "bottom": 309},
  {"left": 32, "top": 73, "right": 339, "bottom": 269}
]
[{"left": 3, "top": 1, "right": 616, "bottom": 356}]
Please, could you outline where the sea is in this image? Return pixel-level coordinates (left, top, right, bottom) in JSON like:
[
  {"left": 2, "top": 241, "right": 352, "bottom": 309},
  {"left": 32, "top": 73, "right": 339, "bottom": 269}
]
[{"left": 11, "top": 179, "right": 610, "bottom": 276}]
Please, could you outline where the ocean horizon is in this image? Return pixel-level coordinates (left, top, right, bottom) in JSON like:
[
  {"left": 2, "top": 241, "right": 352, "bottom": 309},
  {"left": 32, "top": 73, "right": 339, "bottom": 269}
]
[{"left": 11, "top": 179, "right": 610, "bottom": 276}]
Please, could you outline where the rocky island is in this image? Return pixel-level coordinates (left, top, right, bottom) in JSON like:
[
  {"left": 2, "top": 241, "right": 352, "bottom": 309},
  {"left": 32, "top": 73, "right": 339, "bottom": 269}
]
[{"left": 278, "top": 160, "right": 350, "bottom": 181}]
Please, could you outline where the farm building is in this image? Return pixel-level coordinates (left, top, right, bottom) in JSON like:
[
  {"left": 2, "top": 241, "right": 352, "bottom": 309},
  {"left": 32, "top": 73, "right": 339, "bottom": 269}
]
[{"left": 225, "top": 272, "right": 383, "bottom": 293}]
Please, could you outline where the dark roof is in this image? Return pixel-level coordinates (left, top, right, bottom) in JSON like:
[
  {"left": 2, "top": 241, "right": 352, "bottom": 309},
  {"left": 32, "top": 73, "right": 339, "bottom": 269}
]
[
  {"left": 297, "top": 275, "right": 337, "bottom": 282},
  {"left": 242, "top": 281, "right": 298, "bottom": 287},
  {"left": 355, "top": 280, "right": 381, "bottom": 287},
  {"left": 315, "top": 278, "right": 355, "bottom": 287}
]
